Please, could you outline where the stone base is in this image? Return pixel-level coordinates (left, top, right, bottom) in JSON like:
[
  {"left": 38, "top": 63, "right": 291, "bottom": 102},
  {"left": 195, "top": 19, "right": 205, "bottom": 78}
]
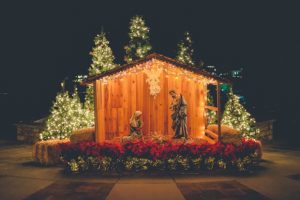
[{"left": 15, "top": 123, "right": 45, "bottom": 144}]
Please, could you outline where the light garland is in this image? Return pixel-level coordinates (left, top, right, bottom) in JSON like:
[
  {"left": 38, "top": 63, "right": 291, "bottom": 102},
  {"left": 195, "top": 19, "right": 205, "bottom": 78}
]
[{"left": 97, "top": 59, "right": 217, "bottom": 86}]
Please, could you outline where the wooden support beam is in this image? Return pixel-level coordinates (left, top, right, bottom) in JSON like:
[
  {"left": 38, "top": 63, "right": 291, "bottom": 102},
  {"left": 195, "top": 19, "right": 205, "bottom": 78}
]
[
  {"left": 94, "top": 80, "right": 105, "bottom": 143},
  {"left": 205, "top": 105, "right": 218, "bottom": 111},
  {"left": 216, "top": 82, "right": 221, "bottom": 137}
]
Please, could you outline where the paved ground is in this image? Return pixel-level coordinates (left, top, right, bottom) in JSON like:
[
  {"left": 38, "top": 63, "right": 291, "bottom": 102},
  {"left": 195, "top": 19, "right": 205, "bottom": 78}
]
[{"left": 0, "top": 141, "right": 300, "bottom": 200}]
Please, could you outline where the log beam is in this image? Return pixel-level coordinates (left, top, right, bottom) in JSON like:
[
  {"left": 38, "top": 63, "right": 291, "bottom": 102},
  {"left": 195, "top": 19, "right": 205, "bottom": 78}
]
[{"left": 205, "top": 105, "right": 218, "bottom": 111}]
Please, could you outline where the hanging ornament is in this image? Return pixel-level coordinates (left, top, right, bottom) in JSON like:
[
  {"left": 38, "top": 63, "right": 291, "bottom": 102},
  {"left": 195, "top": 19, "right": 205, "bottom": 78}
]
[{"left": 144, "top": 67, "right": 162, "bottom": 97}]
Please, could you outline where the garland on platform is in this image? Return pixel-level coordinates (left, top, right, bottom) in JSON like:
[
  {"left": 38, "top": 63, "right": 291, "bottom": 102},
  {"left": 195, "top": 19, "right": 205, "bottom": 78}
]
[{"left": 59, "top": 138, "right": 261, "bottom": 173}]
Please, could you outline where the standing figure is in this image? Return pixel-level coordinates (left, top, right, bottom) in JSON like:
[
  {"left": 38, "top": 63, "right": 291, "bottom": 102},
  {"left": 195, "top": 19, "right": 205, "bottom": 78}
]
[
  {"left": 169, "top": 90, "right": 188, "bottom": 139},
  {"left": 129, "top": 111, "right": 143, "bottom": 138}
]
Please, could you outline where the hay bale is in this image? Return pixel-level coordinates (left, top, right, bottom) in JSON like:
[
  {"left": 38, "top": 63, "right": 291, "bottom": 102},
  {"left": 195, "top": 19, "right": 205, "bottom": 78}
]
[
  {"left": 121, "top": 136, "right": 133, "bottom": 143},
  {"left": 207, "top": 124, "right": 242, "bottom": 146},
  {"left": 207, "top": 124, "right": 240, "bottom": 135},
  {"left": 33, "top": 139, "right": 69, "bottom": 165},
  {"left": 70, "top": 127, "right": 95, "bottom": 143}
]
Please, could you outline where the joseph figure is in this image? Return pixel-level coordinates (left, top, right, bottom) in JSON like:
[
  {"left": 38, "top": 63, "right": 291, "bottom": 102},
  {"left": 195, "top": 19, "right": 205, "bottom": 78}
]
[{"left": 169, "top": 90, "right": 188, "bottom": 139}]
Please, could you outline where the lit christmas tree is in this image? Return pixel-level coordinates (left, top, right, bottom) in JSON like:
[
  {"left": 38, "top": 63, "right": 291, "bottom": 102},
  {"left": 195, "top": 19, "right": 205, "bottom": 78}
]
[
  {"left": 84, "top": 85, "right": 94, "bottom": 111},
  {"left": 89, "top": 31, "right": 117, "bottom": 75},
  {"left": 85, "top": 31, "right": 118, "bottom": 110},
  {"left": 124, "top": 15, "right": 152, "bottom": 63},
  {"left": 176, "top": 32, "right": 195, "bottom": 66},
  {"left": 40, "top": 83, "right": 94, "bottom": 140},
  {"left": 221, "top": 91, "right": 259, "bottom": 138},
  {"left": 72, "top": 87, "right": 94, "bottom": 134}
]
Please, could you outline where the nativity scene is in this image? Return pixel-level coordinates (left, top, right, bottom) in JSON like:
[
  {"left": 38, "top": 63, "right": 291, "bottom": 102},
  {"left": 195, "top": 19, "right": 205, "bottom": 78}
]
[
  {"left": 82, "top": 53, "right": 230, "bottom": 144},
  {"left": 32, "top": 16, "right": 262, "bottom": 173}
]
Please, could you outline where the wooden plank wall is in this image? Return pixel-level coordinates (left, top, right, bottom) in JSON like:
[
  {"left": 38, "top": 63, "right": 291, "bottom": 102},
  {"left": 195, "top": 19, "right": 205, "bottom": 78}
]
[{"left": 95, "top": 59, "right": 207, "bottom": 141}]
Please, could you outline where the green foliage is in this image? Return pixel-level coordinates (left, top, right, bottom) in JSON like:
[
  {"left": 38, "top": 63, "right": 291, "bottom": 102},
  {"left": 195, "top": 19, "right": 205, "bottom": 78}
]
[
  {"left": 176, "top": 32, "right": 195, "bottom": 65},
  {"left": 222, "top": 91, "right": 259, "bottom": 138},
  {"left": 66, "top": 154, "right": 258, "bottom": 173},
  {"left": 40, "top": 85, "right": 94, "bottom": 140},
  {"left": 124, "top": 157, "right": 152, "bottom": 171},
  {"left": 124, "top": 15, "right": 152, "bottom": 63},
  {"left": 61, "top": 139, "right": 261, "bottom": 173}
]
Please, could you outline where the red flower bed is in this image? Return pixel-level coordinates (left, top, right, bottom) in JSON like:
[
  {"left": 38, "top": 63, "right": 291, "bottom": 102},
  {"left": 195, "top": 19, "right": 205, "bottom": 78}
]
[{"left": 59, "top": 138, "right": 261, "bottom": 173}]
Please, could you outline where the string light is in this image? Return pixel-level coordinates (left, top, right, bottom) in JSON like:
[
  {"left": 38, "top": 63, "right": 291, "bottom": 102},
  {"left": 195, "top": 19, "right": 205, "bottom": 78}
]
[
  {"left": 89, "top": 32, "right": 118, "bottom": 75},
  {"left": 124, "top": 16, "right": 152, "bottom": 63},
  {"left": 94, "top": 59, "right": 217, "bottom": 86},
  {"left": 221, "top": 91, "right": 259, "bottom": 138},
  {"left": 176, "top": 32, "right": 195, "bottom": 66},
  {"left": 40, "top": 86, "right": 94, "bottom": 141}
]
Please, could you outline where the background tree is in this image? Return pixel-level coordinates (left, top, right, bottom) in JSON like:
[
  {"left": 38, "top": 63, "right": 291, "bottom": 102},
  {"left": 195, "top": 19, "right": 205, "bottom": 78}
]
[
  {"left": 221, "top": 90, "right": 259, "bottom": 138},
  {"left": 40, "top": 83, "right": 94, "bottom": 140},
  {"left": 89, "top": 31, "right": 117, "bottom": 74},
  {"left": 206, "top": 91, "right": 217, "bottom": 125},
  {"left": 85, "top": 31, "right": 118, "bottom": 110},
  {"left": 124, "top": 15, "right": 152, "bottom": 63},
  {"left": 176, "top": 31, "right": 195, "bottom": 66}
]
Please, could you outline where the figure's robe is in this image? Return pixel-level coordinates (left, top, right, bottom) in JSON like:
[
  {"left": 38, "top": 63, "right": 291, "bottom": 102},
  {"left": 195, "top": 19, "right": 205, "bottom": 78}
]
[{"left": 171, "top": 95, "right": 188, "bottom": 139}]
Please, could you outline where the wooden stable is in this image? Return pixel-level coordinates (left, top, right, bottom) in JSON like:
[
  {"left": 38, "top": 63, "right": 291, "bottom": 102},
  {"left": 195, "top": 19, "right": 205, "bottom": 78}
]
[{"left": 82, "top": 53, "right": 230, "bottom": 143}]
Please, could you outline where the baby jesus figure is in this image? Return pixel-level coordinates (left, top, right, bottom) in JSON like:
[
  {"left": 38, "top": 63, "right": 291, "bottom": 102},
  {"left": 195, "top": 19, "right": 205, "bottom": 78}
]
[{"left": 129, "top": 111, "right": 143, "bottom": 138}]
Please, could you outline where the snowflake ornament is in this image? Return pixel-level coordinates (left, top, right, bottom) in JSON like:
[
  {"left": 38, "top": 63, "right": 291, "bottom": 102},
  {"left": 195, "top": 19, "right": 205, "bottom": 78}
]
[{"left": 144, "top": 67, "right": 162, "bottom": 98}]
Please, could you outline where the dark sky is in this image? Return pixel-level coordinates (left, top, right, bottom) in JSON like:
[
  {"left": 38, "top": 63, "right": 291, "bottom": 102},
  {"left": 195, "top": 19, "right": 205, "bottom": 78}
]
[{"left": 1, "top": 1, "right": 299, "bottom": 138}]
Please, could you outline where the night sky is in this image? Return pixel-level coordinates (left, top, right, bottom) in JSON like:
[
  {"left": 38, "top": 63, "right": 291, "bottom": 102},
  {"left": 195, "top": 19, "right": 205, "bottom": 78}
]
[{"left": 1, "top": 1, "right": 299, "bottom": 141}]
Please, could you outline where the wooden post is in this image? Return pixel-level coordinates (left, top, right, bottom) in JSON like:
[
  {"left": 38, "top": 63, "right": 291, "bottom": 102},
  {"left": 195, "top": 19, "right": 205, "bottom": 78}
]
[
  {"left": 94, "top": 80, "right": 105, "bottom": 143},
  {"left": 216, "top": 82, "right": 221, "bottom": 137}
]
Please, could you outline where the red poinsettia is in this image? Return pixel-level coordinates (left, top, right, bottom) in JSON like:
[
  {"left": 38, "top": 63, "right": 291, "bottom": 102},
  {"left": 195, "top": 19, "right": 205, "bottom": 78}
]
[{"left": 59, "top": 138, "right": 261, "bottom": 163}]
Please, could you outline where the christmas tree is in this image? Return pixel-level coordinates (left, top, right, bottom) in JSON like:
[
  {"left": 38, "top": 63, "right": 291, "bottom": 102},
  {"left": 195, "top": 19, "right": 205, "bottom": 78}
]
[
  {"left": 72, "top": 87, "right": 94, "bottom": 136},
  {"left": 221, "top": 91, "right": 259, "bottom": 138},
  {"left": 124, "top": 15, "right": 152, "bottom": 63},
  {"left": 85, "top": 31, "right": 118, "bottom": 110},
  {"left": 89, "top": 31, "right": 117, "bottom": 75},
  {"left": 40, "top": 83, "right": 94, "bottom": 140},
  {"left": 84, "top": 85, "right": 94, "bottom": 111},
  {"left": 176, "top": 32, "right": 195, "bottom": 66}
]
